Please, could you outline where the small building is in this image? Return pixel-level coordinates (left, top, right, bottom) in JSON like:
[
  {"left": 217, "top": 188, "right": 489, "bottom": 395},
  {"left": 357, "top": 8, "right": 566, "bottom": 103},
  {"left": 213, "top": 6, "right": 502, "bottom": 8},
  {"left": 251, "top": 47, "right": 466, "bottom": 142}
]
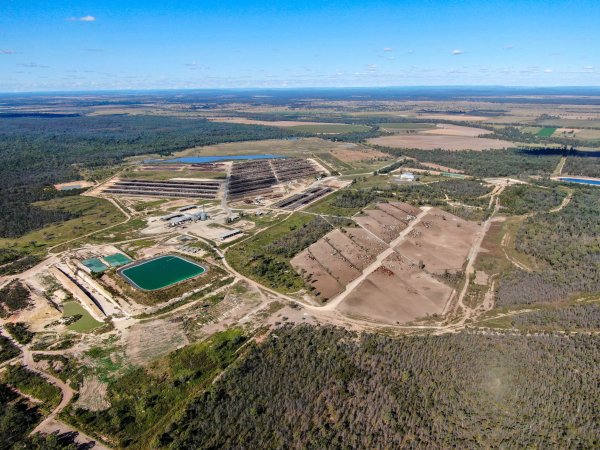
[
  {"left": 178, "top": 205, "right": 197, "bottom": 212},
  {"left": 168, "top": 216, "right": 191, "bottom": 227},
  {"left": 161, "top": 213, "right": 183, "bottom": 221},
  {"left": 226, "top": 213, "right": 240, "bottom": 224},
  {"left": 219, "top": 229, "right": 242, "bottom": 241},
  {"left": 399, "top": 172, "right": 416, "bottom": 182}
]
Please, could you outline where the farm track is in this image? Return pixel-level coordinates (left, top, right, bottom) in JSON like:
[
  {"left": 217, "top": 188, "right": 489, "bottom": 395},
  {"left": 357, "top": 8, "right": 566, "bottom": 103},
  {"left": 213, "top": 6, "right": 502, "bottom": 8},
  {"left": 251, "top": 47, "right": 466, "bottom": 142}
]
[{"left": 0, "top": 327, "right": 109, "bottom": 449}]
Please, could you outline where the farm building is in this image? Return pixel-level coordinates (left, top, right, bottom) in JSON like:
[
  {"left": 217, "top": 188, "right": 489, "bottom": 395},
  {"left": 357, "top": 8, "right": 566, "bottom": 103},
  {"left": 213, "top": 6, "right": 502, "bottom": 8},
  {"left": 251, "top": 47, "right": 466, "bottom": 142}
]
[{"left": 220, "top": 229, "right": 242, "bottom": 241}]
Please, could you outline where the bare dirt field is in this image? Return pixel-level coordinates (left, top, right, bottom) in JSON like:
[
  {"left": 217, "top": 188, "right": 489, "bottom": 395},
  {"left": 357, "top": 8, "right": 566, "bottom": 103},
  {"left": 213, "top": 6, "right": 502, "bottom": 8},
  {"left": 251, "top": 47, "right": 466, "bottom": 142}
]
[
  {"left": 395, "top": 208, "right": 480, "bottom": 274},
  {"left": 338, "top": 253, "right": 452, "bottom": 324},
  {"left": 324, "top": 229, "right": 375, "bottom": 270},
  {"left": 354, "top": 207, "right": 410, "bottom": 243},
  {"left": 74, "top": 376, "right": 110, "bottom": 411},
  {"left": 291, "top": 251, "right": 343, "bottom": 302},
  {"left": 329, "top": 146, "right": 390, "bottom": 162},
  {"left": 343, "top": 227, "right": 387, "bottom": 256},
  {"left": 418, "top": 162, "right": 465, "bottom": 173},
  {"left": 368, "top": 134, "right": 514, "bottom": 151},
  {"left": 421, "top": 124, "right": 488, "bottom": 137},
  {"left": 125, "top": 318, "right": 188, "bottom": 365},
  {"left": 291, "top": 225, "right": 388, "bottom": 301},
  {"left": 306, "top": 239, "right": 362, "bottom": 285},
  {"left": 415, "top": 114, "right": 489, "bottom": 122}
]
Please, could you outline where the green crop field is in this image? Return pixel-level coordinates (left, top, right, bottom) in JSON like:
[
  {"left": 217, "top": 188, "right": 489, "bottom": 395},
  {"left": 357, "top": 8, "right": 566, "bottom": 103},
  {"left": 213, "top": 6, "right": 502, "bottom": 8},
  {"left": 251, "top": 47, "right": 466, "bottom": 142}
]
[
  {"left": 120, "top": 255, "right": 205, "bottom": 291},
  {"left": 536, "top": 127, "right": 557, "bottom": 137}
]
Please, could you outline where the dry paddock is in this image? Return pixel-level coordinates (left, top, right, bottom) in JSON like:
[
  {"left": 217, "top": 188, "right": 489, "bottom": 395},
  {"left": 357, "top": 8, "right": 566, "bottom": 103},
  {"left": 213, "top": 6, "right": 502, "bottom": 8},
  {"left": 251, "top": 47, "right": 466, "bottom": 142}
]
[
  {"left": 291, "top": 202, "right": 418, "bottom": 301},
  {"left": 368, "top": 134, "right": 514, "bottom": 151},
  {"left": 291, "top": 203, "right": 480, "bottom": 324},
  {"left": 338, "top": 253, "right": 452, "bottom": 325},
  {"left": 394, "top": 208, "right": 480, "bottom": 274}
]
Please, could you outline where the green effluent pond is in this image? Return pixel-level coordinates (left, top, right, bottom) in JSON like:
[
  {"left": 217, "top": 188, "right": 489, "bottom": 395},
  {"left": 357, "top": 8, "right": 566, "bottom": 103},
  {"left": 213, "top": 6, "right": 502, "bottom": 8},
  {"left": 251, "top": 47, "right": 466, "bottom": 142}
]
[{"left": 119, "top": 255, "right": 205, "bottom": 291}]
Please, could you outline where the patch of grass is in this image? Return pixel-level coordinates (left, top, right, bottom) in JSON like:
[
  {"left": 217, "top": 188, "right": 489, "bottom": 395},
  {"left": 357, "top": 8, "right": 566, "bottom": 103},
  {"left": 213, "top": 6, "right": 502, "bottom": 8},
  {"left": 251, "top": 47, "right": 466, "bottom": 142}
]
[
  {"left": 0, "top": 196, "right": 125, "bottom": 256},
  {"left": 536, "top": 127, "right": 557, "bottom": 137}
]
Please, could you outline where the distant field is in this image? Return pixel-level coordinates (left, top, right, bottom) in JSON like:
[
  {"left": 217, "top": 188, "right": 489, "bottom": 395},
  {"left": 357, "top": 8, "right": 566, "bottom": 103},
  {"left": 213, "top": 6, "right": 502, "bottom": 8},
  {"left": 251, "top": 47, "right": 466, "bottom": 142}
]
[
  {"left": 209, "top": 117, "right": 370, "bottom": 134},
  {"left": 522, "top": 126, "right": 542, "bottom": 135},
  {"left": 379, "top": 122, "right": 436, "bottom": 133},
  {"left": 368, "top": 134, "right": 515, "bottom": 151},
  {"left": 536, "top": 127, "right": 557, "bottom": 137},
  {"left": 288, "top": 124, "right": 371, "bottom": 134}
]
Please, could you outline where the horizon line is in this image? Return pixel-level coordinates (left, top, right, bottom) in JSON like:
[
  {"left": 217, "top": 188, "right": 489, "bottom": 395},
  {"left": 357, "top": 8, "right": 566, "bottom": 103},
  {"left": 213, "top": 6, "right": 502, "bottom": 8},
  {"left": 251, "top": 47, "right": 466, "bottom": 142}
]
[{"left": 3, "top": 84, "right": 600, "bottom": 96}]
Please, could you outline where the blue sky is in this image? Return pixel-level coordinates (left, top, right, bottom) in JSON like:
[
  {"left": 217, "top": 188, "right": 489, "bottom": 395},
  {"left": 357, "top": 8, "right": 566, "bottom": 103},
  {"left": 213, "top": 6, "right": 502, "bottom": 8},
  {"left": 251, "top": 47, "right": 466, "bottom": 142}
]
[{"left": 1, "top": 0, "right": 599, "bottom": 91}]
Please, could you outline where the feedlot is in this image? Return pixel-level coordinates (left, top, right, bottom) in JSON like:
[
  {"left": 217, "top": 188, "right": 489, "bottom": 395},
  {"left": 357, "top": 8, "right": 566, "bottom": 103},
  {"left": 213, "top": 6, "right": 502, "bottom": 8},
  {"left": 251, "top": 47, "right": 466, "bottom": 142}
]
[
  {"left": 103, "top": 178, "right": 221, "bottom": 199},
  {"left": 338, "top": 253, "right": 452, "bottom": 324},
  {"left": 228, "top": 157, "right": 322, "bottom": 200},
  {"left": 273, "top": 186, "right": 333, "bottom": 210},
  {"left": 353, "top": 202, "right": 420, "bottom": 243},
  {"left": 395, "top": 208, "right": 480, "bottom": 274},
  {"left": 293, "top": 202, "right": 481, "bottom": 324}
]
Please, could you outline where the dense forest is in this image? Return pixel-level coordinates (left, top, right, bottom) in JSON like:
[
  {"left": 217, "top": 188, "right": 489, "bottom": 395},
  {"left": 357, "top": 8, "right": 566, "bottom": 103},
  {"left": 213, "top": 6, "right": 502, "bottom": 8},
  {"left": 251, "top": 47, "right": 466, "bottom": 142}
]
[
  {"left": 510, "top": 303, "right": 600, "bottom": 330},
  {"left": 0, "top": 281, "right": 32, "bottom": 318},
  {"left": 0, "top": 115, "right": 301, "bottom": 241},
  {"left": 160, "top": 325, "right": 600, "bottom": 449},
  {"left": 497, "top": 187, "right": 600, "bottom": 306},
  {"left": 0, "top": 382, "right": 42, "bottom": 448},
  {"left": 499, "top": 185, "right": 565, "bottom": 215},
  {"left": 332, "top": 179, "right": 490, "bottom": 211},
  {"left": 375, "top": 147, "right": 561, "bottom": 177},
  {"left": 0, "top": 334, "right": 21, "bottom": 363},
  {"left": 563, "top": 155, "right": 600, "bottom": 178}
]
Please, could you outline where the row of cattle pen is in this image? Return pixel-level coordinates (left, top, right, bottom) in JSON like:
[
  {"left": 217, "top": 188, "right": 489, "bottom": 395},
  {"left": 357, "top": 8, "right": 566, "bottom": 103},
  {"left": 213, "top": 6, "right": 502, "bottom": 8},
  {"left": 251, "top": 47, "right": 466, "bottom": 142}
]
[{"left": 101, "top": 157, "right": 324, "bottom": 202}]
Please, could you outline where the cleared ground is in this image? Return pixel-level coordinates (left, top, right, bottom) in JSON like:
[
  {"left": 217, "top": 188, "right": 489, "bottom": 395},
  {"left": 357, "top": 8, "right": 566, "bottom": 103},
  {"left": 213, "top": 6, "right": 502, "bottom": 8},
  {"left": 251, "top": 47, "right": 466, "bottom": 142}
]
[
  {"left": 395, "top": 208, "right": 480, "bottom": 274},
  {"left": 368, "top": 134, "right": 514, "bottom": 150},
  {"left": 338, "top": 253, "right": 452, "bottom": 324},
  {"left": 421, "top": 124, "right": 489, "bottom": 137},
  {"left": 291, "top": 202, "right": 419, "bottom": 301}
]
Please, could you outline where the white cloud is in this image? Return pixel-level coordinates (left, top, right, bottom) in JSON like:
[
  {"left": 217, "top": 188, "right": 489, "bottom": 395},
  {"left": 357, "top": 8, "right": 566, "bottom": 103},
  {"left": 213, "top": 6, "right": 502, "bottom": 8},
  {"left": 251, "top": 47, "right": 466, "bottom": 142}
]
[
  {"left": 17, "top": 62, "right": 49, "bottom": 68},
  {"left": 67, "top": 15, "right": 96, "bottom": 22},
  {"left": 452, "top": 49, "right": 464, "bottom": 55},
  {"left": 383, "top": 47, "right": 395, "bottom": 52},
  {"left": 544, "top": 68, "right": 553, "bottom": 73},
  {"left": 0, "top": 49, "right": 16, "bottom": 55}
]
